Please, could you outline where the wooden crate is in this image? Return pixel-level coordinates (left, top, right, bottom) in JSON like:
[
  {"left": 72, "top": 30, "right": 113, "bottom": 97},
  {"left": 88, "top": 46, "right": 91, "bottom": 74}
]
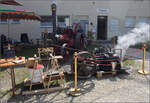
[{"left": 97, "top": 71, "right": 116, "bottom": 78}]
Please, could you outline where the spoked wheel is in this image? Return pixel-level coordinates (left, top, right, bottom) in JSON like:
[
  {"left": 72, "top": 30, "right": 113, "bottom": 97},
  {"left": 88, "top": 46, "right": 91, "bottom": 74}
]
[
  {"left": 75, "top": 33, "right": 85, "bottom": 51},
  {"left": 61, "top": 43, "right": 70, "bottom": 62},
  {"left": 71, "top": 51, "right": 96, "bottom": 79}
]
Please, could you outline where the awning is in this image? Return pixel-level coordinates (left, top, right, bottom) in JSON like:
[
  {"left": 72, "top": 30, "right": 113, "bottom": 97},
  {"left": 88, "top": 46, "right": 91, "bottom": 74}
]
[
  {"left": 0, "top": 10, "right": 41, "bottom": 21},
  {"left": 0, "top": 0, "right": 22, "bottom": 6}
]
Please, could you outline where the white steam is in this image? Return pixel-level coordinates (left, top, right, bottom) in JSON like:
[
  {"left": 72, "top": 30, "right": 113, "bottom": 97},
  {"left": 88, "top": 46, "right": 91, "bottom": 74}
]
[{"left": 115, "top": 23, "right": 150, "bottom": 57}]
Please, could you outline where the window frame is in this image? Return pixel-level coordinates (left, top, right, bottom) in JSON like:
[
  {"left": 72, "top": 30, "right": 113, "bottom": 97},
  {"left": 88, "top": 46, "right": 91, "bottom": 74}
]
[{"left": 40, "top": 15, "right": 70, "bottom": 28}]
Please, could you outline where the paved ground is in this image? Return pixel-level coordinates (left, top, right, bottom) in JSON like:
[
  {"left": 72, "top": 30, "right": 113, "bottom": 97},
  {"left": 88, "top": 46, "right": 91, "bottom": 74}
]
[{"left": 0, "top": 59, "right": 149, "bottom": 103}]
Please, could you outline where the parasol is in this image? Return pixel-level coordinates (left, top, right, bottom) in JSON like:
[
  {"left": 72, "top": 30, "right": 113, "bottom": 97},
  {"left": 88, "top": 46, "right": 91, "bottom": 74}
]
[
  {"left": 0, "top": 10, "right": 41, "bottom": 21},
  {"left": 0, "top": 0, "right": 22, "bottom": 6},
  {"left": 0, "top": 9, "right": 41, "bottom": 38}
]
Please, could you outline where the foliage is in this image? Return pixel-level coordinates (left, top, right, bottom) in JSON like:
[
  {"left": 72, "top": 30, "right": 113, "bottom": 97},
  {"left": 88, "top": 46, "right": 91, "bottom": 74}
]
[
  {"left": 86, "top": 45, "right": 102, "bottom": 52},
  {"left": 15, "top": 46, "right": 37, "bottom": 58},
  {"left": 87, "top": 31, "right": 94, "bottom": 40}
]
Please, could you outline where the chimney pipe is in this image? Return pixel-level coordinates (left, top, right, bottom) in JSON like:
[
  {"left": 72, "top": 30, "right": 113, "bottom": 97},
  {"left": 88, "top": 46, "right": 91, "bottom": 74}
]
[{"left": 51, "top": 3, "right": 57, "bottom": 36}]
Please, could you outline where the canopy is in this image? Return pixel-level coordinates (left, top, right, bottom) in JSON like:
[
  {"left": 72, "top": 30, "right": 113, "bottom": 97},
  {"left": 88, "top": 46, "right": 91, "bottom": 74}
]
[
  {"left": 0, "top": 10, "right": 41, "bottom": 38},
  {"left": 0, "top": 0, "right": 22, "bottom": 6},
  {"left": 0, "top": 10, "right": 41, "bottom": 21}
]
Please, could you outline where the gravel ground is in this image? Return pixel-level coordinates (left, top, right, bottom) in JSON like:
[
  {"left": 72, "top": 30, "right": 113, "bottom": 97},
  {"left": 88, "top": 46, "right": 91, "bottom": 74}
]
[{"left": 0, "top": 60, "right": 149, "bottom": 103}]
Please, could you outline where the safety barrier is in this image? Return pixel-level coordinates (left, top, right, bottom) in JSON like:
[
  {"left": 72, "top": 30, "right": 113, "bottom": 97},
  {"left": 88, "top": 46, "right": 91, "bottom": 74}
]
[
  {"left": 69, "top": 52, "right": 82, "bottom": 97},
  {"left": 76, "top": 45, "right": 148, "bottom": 69},
  {"left": 50, "top": 43, "right": 148, "bottom": 73},
  {"left": 67, "top": 44, "right": 148, "bottom": 97},
  {"left": 77, "top": 56, "right": 122, "bottom": 66},
  {"left": 138, "top": 44, "right": 149, "bottom": 75}
]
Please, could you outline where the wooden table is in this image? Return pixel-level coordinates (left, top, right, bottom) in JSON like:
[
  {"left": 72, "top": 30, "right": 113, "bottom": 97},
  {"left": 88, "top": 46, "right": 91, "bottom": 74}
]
[{"left": 0, "top": 57, "right": 26, "bottom": 96}]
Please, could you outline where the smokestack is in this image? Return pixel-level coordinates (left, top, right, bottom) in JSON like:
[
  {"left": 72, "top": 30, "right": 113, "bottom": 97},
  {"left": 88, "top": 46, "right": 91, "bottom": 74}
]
[{"left": 51, "top": 3, "right": 57, "bottom": 36}]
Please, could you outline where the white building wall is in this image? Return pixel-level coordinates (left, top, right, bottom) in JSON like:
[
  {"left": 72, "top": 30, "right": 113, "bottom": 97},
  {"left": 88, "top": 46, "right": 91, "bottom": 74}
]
[{"left": 0, "top": 0, "right": 150, "bottom": 41}]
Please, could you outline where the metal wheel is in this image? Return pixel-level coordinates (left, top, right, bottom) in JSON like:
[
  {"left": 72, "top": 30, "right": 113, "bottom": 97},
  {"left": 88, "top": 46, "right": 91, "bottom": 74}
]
[
  {"left": 75, "top": 33, "right": 85, "bottom": 50},
  {"left": 71, "top": 51, "right": 96, "bottom": 79}
]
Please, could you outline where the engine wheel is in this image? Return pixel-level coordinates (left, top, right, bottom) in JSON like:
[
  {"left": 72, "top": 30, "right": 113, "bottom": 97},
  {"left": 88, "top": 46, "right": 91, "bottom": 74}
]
[
  {"left": 71, "top": 51, "right": 96, "bottom": 79},
  {"left": 75, "top": 33, "right": 85, "bottom": 50}
]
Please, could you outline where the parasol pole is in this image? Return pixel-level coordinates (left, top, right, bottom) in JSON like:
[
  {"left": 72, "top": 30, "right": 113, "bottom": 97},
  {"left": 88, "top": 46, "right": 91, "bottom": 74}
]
[
  {"left": 0, "top": 14, "right": 2, "bottom": 59},
  {"left": 0, "top": 32, "right": 2, "bottom": 59},
  {"left": 8, "top": 19, "right": 10, "bottom": 39}
]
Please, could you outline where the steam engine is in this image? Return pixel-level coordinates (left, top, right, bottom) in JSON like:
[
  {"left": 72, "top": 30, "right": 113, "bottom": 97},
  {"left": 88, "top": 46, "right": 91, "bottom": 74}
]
[{"left": 41, "top": 3, "right": 85, "bottom": 61}]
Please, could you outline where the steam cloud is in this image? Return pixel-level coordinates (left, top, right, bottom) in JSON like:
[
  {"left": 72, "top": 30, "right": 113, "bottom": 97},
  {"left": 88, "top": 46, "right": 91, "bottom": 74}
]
[{"left": 115, "top": 23, "right": 150, "bottom": 57}]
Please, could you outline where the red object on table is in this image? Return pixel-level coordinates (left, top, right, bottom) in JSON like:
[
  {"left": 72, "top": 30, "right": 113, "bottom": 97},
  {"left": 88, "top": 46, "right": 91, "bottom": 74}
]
[{"left": 19, "top": 56, "right": 22, "bottom": 60}]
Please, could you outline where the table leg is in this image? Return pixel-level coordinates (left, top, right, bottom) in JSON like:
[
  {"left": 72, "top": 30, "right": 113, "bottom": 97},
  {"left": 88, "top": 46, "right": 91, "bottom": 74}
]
[{"left": 10, "top": 67, "right": 16, "bottom": 96}]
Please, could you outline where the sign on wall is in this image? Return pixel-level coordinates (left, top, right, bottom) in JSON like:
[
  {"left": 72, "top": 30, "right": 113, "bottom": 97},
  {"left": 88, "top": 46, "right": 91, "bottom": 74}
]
[{"left": 96, "top": 8, "right": 109, "bottom": 14}]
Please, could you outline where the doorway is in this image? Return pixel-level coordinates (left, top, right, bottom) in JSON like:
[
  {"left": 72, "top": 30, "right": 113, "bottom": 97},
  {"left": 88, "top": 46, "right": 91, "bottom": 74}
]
[
  {"left": 97, "top": 16, "right": 107, "bottom": 40},
  {"left": 79, "top": 20, "right": 89, "bottom": 35},
  {"left": 74, "top": 15, "right": 89, "bottom": 35}
]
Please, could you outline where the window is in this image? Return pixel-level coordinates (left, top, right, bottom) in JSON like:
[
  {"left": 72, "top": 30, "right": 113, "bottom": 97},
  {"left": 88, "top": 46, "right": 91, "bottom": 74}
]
[
  {"left": 138, "top": 17, "right": 150, "bottom": 24},
  {"left": 12, "top": 19, "right": 20, "bottom": 24},
  {"left": 40, "top": 16, "right": 53, "bottom": 28},
  {"left": 40, "top": 15, "right": 70, "bottom": 28},
  {"left": 110, "top": 19, "right": 119, "bottom": 31},
  {"left": 74, "top": 15, "right": 89, "bottom": 35},
  {"left": 79, "top": 20, "right": 89, "bottom": 34},
  {"left": 58, "top": 16, "right": 70, "bottom": 28},
  {"left": 125, "top": 16, "right": 136, "bottom": 28},
  {"left": 0, "top": 19, "right": 8, "bottom": 24}
]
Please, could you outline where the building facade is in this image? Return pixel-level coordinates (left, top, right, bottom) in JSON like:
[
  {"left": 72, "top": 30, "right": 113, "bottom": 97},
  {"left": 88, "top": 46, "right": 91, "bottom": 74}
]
[{"left": 0, "top": 0, "right": 150, "bottom": 41}]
